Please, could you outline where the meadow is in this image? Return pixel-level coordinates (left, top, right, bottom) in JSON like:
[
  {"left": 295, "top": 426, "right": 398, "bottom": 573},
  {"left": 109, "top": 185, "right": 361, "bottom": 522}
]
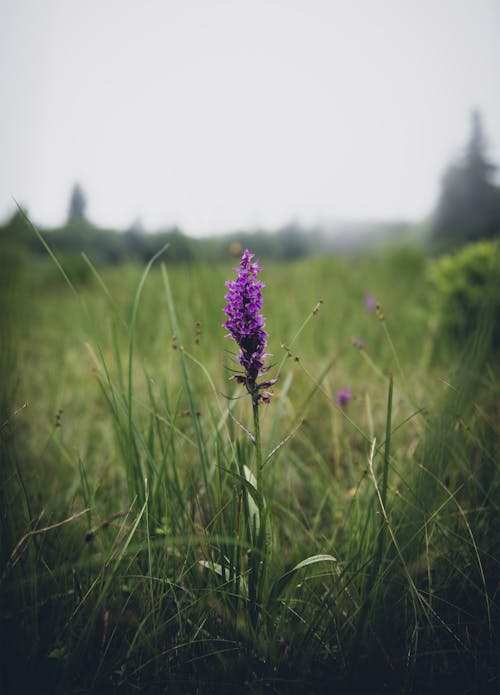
[{"left": 0, "top": 238, "right": 498, "bottom": 693}]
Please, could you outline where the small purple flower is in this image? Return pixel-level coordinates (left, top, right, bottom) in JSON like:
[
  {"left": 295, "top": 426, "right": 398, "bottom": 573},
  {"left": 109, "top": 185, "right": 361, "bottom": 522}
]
[
  {"left": 364, "top": 293, "right": 377, "bottom": 312},
  {"left": 223, "top": 249, "right": 268, "bottom": 388},
  {"left": 335, "top": 387, "right": 352, "bottom": 409}
]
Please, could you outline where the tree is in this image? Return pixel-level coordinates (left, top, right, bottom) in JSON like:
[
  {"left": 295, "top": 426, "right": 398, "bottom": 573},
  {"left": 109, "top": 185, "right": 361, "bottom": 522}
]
[
  {"left": 67, "top": 183, "right": 88, "bottom": 223},
  {"left": 432, "top": 110, "right": 500, "bottom": 250}
]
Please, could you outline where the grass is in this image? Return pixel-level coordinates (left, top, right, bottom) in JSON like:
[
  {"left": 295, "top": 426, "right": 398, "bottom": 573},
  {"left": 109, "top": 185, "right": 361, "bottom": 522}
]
[{"left": 0, "top": 237, "right": 498, "bottom": 693}]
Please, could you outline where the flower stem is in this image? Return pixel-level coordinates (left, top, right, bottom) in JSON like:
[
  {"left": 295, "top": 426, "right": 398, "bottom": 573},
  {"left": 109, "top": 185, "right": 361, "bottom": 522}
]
[{"left": 252, "top": 399, "right": 263, "bottom": 493}]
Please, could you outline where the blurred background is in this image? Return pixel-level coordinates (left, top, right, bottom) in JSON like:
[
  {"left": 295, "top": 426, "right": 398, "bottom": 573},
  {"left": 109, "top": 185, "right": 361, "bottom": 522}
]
[{"left": 1, "top": 0, "right": 500, "bottom": 260}]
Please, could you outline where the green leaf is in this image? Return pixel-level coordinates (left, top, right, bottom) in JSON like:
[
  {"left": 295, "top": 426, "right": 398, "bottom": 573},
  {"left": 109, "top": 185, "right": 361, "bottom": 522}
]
[
  {"left": 243, "top": 464, "right": 260, "bottom": 536},
  {"left": 269, "top": 553, "right": 337, "bottom": 604},
  {"left": 289, "top": 553, "right": 337, "bottom": 573},
  {"left": 199, "top": 560, "right": 248, "bottom": 597}
]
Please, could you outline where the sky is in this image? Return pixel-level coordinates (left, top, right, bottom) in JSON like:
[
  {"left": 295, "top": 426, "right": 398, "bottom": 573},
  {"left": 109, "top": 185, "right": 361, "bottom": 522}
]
[{"left": 1, "top": 0, "right": 499, "bottom": 236}]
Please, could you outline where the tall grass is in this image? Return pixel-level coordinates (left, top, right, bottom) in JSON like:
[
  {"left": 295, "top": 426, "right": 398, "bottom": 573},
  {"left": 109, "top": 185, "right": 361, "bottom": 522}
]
[{"left": 0, "top": 235, "right": 498, "bottom": 693}]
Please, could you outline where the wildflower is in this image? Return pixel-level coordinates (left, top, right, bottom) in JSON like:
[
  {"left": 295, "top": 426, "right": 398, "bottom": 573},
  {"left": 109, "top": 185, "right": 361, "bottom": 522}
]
[
  {"left": 223, "top": 249, "right": 274, "bottom": 403},
  {"left": 259, "top": 390, "right": 273, "bottom": 404},
  {"left": 364, "top": 293, "right": 377, "bottom": 312},
  {"left": 335, "top": 387, "right": 352, "bottom": 409}
]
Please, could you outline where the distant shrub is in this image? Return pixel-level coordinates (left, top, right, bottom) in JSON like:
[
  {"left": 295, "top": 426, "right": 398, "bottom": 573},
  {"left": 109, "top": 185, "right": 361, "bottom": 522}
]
[
  {"left": 40, "top": 253, "right": 93, "bottom": 289},
  {"left": 430, "top": 239, "right": 500, "bottom": 346},
  {"left": 382, "top": 244, "right": 427, "bottom": 279}
]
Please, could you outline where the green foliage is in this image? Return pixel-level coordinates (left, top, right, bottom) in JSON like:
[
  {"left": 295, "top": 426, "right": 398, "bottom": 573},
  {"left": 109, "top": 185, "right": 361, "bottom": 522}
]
[
  {"left": 430, "top": 239, "right": 500, "bottom": 346},
  {"left": 41, "top": 252, "right": 94, "bottom": 288},
  {"left": 381, "top": 243, "right": 427, "bottom": 278},
  {"left": 0, "top": 211, "right": 319, "bottom": 268},
  {"left": 0, "top": 235, "right": 498, "bottom": 693}
]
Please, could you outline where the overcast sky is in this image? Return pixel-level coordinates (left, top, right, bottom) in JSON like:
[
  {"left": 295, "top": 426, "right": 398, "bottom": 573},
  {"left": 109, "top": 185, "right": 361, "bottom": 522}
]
[{"left": 1, "top": 0, "right": 499, "bottom": 235}]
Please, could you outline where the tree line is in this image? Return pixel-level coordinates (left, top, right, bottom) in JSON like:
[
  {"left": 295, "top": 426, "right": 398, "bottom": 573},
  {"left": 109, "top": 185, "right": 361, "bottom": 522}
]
[{"left": 2, "top": 111, "right": 499, "bottom": 265}]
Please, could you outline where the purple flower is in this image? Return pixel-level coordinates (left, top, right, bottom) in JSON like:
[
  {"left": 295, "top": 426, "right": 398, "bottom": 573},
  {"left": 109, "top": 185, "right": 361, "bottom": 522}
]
[
  {"left": 335, "top": 387, "right": 352, "bottom": 409},
  {"left": 223, "top": 249, "right": 268, "bottom": 385},
  {"left": 364, "top": 293, "right": 377, "bottom": 312}
]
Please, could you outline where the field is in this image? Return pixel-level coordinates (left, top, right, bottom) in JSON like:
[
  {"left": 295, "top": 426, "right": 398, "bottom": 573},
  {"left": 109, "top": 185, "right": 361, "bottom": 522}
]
[{"left": 0, "top": 240, "right": 498, "bottom": 693}]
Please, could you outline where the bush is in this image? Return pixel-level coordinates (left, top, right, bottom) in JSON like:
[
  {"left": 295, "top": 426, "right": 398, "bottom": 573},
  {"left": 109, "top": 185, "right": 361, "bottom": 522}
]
[
  {"left": 39, "top": 253, "right": 93, "bottom": 289},
  {"left": 382, "top": 243, "right": 427, "bottom": 280},
  {"left": 430, "top": 239, "right": 500, "bottom": 346}
]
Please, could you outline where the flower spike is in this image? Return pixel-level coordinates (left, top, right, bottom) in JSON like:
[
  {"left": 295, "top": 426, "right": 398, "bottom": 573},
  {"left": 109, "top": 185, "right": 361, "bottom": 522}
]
[{"left": 223, "top": 249, "right": 270, "bottom": 402}]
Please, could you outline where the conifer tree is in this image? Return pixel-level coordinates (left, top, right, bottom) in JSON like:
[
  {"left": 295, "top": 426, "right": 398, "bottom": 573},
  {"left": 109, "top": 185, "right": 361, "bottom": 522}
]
[
  {"left": 67, "top": 183, "right": 87, "bottom": 223},
  {"left": 433, "top": 111, "right": 500, "bottom": 249}
]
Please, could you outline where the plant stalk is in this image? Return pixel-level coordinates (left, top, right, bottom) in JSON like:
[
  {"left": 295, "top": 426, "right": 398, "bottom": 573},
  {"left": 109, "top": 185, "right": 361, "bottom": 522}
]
[{"left": 252, "top": 399, "right": 263, "bottom": 494}]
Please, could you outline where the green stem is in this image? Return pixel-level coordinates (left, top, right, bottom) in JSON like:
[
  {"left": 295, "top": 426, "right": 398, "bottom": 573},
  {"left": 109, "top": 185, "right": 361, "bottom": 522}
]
[
  {"left": 350, "top": 374, "right": 394, "bottom": 671},
  {"left": 373, "top": 374, "right": 394, "bottom": 576},
  {"left": 381, "top": 373, "right": 394, "bottom": 512},
  {"left": 252, "top": 399, "right": 263, "bottom": 494}
]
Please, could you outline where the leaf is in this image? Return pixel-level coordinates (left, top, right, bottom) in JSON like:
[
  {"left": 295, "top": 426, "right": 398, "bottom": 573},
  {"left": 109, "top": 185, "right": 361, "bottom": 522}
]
[
  {"left": 289, "top": 554, "right": 337, "bottom": 573},
  {"left": 242, "top": 466, "right": 273, "bottom": 553},
  {"left": 199, "top": 560, "right": 226, "bottom": 579},
  {"left": 228, "top": 409, "right": 255, "bottom": 444},
  {"left": 218, "top": 465, "right": 271, "bottom": 551},
  {"left": 269, "top": 553, "right": 337, "bottom": 604},
  {"left": 219, "top": 466, "right": 263, "bottom": 513},
  {"left": 263, "top": 419, "right": 303, "bottom": 466},
  {"left": 243, "top": 465, "right": 260, "bottom": 536},
  {"left": 199, "top": 560, "right": 248, "bottom": 597},
  {"left": 48, "top": 646, "right": 67, "bottom": 661}
]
